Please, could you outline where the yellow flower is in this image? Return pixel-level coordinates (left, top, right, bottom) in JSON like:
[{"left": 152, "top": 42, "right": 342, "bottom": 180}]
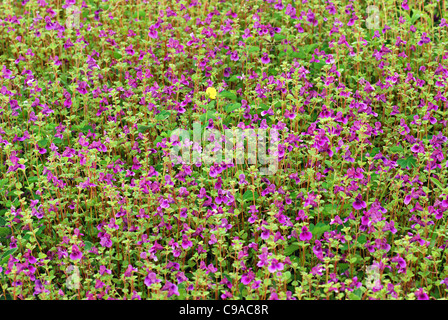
[{"left": 206, "top": 87, "right": 217, "bottom": 100}]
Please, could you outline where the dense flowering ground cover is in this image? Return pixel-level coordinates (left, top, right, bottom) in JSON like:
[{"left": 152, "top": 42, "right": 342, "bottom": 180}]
[{"left": 0, "top": 0, "right": 448, "bottom": 300}]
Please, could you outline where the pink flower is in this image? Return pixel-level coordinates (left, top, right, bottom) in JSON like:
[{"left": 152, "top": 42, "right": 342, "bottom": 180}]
[
  {"left": 267, "top": 259, "right": 284, "bottom": 273},
  {"left": 299, "top": 226, "right": 313, "bottom": 241},
  {"left": 69, "top": 245, "right": 83, "bottom": 261},
  {"left": 401, "top": 0, "right": 409, "bottom": 10},
  {"left": 261, "top": 52, "right": 270, "bottom": 64},
  {"left": 353, "top": 194, "right": 367, "bottom": 210},
  {"left": 230, "top": 51, "right": 239, "bottom": 61},
  {"left": 415, "top": 288, "right": 429, "bottom": 300}
]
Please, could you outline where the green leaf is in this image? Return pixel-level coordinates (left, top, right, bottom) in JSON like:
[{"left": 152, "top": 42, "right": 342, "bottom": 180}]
[
  {"left": 53, "top": 138, "right": 64, "bottom": 145},
  {"left": 84, "top": 241, "right": 93, "bottom": 251},
  {"left": 310, "top": 222, "right": 330, "bottom": 237},
  {"left": 81, "top": 125, "right": 94, "bottom": 134},
  {"left": 219, "top": 91, "right": 237, "bottom": 101},
  {"left": 273, "top": 34, "right": 286, "bottom": 41},
  {"left": 248, "top": 46, "right": 260, "bottom": 53},
  {"left": 258, "top": 103, "right": 269, "bottom": 111},
  {"left": 430, "top": 177, "right": 444, "bottom": 190},
  {"left": 243, "top": 190, "right": 258, "bottom": 202},
  {"left": 369, "top": 147, "right": 380, "bottom": 157},
  {"left": 0, "top": 227, "right": 11, "bottom": 237},
  {"left": 304, "top": 43, "right": 319, "bottom": 53},
  {"left": 1, "top": 248, "right": 17, "bottom": 266},
  {"left": 283, "top": 271, "right": 292, "bottom": 283},
  {"left": 35, "top": 225, "right": 46, "bottom": 236},
  {"left": 199, "top": 111, "right": 217, "bottom": 122},
  {"left": 178, "top": 283, "right": 187, "bottom": 299},
  {"left": 268, "top": 68, "right": 278, "bottom": 76},
  {"left": 290, "top": 51, "right": 306, "bottom": 59},
  {"left": 22, "top": 232, "right": 32, "bottom": 241},
  {"left": 284, "top": 243, "right": 300, "bottom": 256},
  {"left": 207, "top": 100, "right": 216, "bottom": 110},
  {"left": 113, "top": 50, "right": 123, "bottom": 59},
  {"left": 350, "top": 292, "right": 361, "bottom": 300},
  {"left": 28, "top": 176, "right": 39, "bottom": 183},
  {"left": 357, "top": 235, "right": 367, "bottom": 244},
  {"left": 137, "top": 124, "right": 153, "bottom": 133},
  {"left": 0, "top": 179, "right": 8, "bottom": 188},
  {"left": 390, "top": 146, "right": 404, "bottom": 153},
  {"left": 227, "top": 75, "right": 239, "bottom": 83},
  {"left": 322, "top": 204, "right": 338, "bottom": 216},
  {"left": 312, "top": 62, "right": 325, "bottom": 71},
  {"left": 411, "top": 10, "right": 421, "bottom": 24},
  {"left": 155, "top": 111, "right": 170, "bottom": 121},
  {"left": 37, "top": 139, "right": 48, "bottom": 148},
  {"left": 397, "top": 156, "right": 417, "bottom": 169},
  {"left": 225, "top": 103, "right": 241, "bottom": 113}
]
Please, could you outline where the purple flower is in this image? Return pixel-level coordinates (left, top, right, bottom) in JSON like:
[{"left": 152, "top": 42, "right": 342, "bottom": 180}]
[
  {"left": 125, "top": 45, "right": 135, "bottom": 56},
  {"left": 241, "top": 271, "right": 255, "bottom": 285},
  {"left": 181, "top": 234, "right": 192, "bottom": 249},
  {"left": 35, "top": 144, "right": 47, "bottom": 154},
  {"left": 124, "top": 264, "right": 137, "bottom": 277},
  {"left": 418, "top": 33, "right": 431, "bottom": 46},
  {"left": 144, "top": 271, "right": 161, "bottom": 287},
  {"left": 353, "top": 194, "right": 366, "bottom": 210},
  {"left": 77, "top": 81, "right": 88, "bottom": 95},
  {"left": 159, "top": 198, "right": 170, "bottom": 209},
  {"left": 296, "top": 209, "right": 307, "bottom": 221},
  {"left": 261, "top": 53, "right": 270, "bottom": 64},
  {"left": 330, "top": 215, "right": 343, "bottom": 225},
  {"left": 209, "top": 165, "right": 218, "bottom": 178},
  {"left": 440, "top": 18, "right": 448, "bottom": 27},
  {"left": 239, "top": 174, "right": 248, "bottom": 185},
  {"left": 161, "top": 281, "right": 180, "bottom": 297},
  {"left": 2, "top": 67, "right": 13, "bottom": 79},
  {"left": 242, "top": 28, "right": 252, "bottom": 39},
  {"left": 260, "top": 227, "right": 271, "bottom": 240},
  {"left": 62, "top": 0, "right": 76, "bottom": 8},
  {"left": 383, "top": 220, "right": 397, "bottom": 234},
  {"left": 148, "top": 26, "right": 158, "bottom": 39},
  {"left": 100, "top": 234, "right": 112, "bottom": 248},
  {"left": 249, "top": 205, "right": 258, "bottom": 214},
  {"left": 267, "top": 259, "right": 284, "bottom": 273},
  {"left": 391, "top": 255, "right": 407, "bottom": 273},
  {"left": 230, "top": 51, "right": 239, "bottom": 61},
  {"left": 132, "top": 157, "right": 142, "bottom": 170},
  {"left": 415, "top": 288, "right": 429, "bottom": 300},
  {"left": 311, "top": 264, "right": 324, "bottom": 276},
  {"left": 69, "top": 245, "right": 83, "bottom": 261},
  {"left": 9, "top": 236, "right": 17, "bottom": 249},
  {"left": 306, "top": 9, "right": 318, "bottom": 26},
  {"left": 223, "top": 67, "right": 231, "bottom": 77},
  {"left": 441, "top": 278, "right": 448, "bottom": 287},
  {"left": 179, "top": 207, "right": 188, "bottom": 219},
  {"left": 401, "top": 0, "right": 409, "bottom": 10},
  {"left": 221, "top": 291, "right": 233, "bottom": 299},
  {"left": 269, "top": 291, "right": 279, "bottom": 300},
  {"left": 299, "top": 226, "right": 313, "bottom": 241}
]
